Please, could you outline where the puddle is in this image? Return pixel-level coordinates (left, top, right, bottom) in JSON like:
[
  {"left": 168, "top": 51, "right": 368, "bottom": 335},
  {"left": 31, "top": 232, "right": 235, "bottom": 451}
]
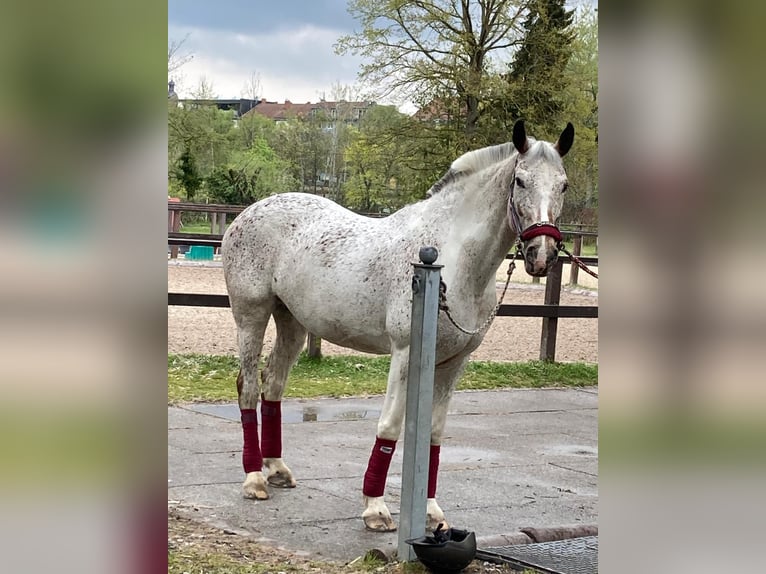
[
  {"left": 187, "top": 403, "right": 381, "bottom": 423},
  {"left": 293, "top": 405, "right": 380, "bottom": 423}
]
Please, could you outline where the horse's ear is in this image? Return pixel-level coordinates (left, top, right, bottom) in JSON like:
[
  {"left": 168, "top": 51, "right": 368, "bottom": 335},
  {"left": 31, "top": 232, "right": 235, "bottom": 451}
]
[
  {"left": 555, "top": 122, "right": 575, "bottom": 157},
  {"left": 512, "top": 120, "right": 529, "bottom": 154}
]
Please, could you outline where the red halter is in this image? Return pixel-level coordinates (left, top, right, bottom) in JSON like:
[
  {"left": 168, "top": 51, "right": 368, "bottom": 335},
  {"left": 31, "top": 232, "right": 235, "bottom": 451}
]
[{"left": 518, "top": 222, "right": 563, "bottom": 243}]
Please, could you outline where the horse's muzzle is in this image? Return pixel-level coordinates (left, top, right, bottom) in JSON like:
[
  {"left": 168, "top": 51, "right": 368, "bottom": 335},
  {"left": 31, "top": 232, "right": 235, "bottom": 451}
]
[{"left": 524, "top": 239, "right": 559, "bottom": 277}]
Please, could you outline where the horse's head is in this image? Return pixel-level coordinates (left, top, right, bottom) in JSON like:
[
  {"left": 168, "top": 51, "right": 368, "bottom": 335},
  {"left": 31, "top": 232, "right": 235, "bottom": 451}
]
[{"left": 509, "top": 120, "right": 574, "bottom": 277}]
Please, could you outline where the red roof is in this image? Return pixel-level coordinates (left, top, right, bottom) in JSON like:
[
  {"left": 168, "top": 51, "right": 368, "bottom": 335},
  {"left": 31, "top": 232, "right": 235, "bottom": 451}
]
[{"left": 244, "top": 99, "right": 373, "bottom": 121}]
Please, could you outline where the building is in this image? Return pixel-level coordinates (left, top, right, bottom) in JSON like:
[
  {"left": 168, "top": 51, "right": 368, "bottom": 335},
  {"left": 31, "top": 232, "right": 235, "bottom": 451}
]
[
  {"left": 243, "top": 98, "right": 375, "bottom": 126},
  {"left": 167, "top": 80, "right": 259, "bottom": 119},
  {"left": 412, "top": 98, "right": 466, "bottom": 125}
]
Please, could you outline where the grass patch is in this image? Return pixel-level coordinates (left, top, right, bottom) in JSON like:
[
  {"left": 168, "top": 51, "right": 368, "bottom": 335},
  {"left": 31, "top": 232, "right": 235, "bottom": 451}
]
[
  {"left": 168, "top": 353, "right": 597, "bottom": 404},
  {"left": 179, "top": 221, "right": 215, "bottom": 234},
  {"left": 460, "top": 360, "right": 597, "bottom": 390},
  {"left": 560, "top": 238, "right": 598, "bottom": 257}
]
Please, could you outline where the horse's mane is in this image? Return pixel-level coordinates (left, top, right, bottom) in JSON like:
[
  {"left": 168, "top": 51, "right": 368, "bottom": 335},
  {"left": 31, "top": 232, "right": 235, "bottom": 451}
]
[
  {"left": 427, "top": 138, "right": 552, "bottom": 197},
  {"left": 450, "top": 141, "right": 516, "bottom": 175}
]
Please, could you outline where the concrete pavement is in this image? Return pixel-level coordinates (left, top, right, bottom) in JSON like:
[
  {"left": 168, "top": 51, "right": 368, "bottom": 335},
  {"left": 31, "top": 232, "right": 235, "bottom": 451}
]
[{"left": 168, "top": 387, "right": 598, "bottom": 562}]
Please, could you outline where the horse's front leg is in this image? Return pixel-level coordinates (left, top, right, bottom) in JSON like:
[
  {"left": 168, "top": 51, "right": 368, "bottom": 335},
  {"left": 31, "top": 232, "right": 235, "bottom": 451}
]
[
  {"left": 425, "top": 356, "right": 470, "bottom": 531},
  {"left": 362, "top": 347, "right": 409, "bottom": 532}
]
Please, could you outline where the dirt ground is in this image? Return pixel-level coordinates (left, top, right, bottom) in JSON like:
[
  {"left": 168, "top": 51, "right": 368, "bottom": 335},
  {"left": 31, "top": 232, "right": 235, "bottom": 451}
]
[
  {"left": 169, "top": 508, "right": 520, "bottom": 573},
  {"left": 168, "top": 261, "right": 598, "bottom": 364},
  {"left": 168, "top": 262, "right": 595, "bottom": 570}
]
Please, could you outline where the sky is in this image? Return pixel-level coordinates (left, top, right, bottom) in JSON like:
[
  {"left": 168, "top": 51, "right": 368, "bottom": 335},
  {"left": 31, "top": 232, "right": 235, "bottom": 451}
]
[
  {"left": 168, "top": 0, "right": 596, "bottom": 111},
  {"left": 168, "top": 0, "right": 370, "bottom": 105}
]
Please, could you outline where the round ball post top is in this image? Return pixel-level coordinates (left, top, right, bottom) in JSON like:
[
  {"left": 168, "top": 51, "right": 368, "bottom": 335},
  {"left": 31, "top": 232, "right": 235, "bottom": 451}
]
[{"left": 419, "top": 246, "right": 439, "bottom": 265}]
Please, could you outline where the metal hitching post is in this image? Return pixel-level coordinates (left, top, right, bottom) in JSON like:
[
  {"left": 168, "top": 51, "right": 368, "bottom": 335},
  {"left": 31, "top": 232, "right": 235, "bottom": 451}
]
[{"left": 398, "top": 246, "right": 442, "bottom": 562}]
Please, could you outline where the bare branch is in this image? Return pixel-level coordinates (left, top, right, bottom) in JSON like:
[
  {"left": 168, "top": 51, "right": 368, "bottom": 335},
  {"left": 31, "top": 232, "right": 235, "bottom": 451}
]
[
  {"left": 240, "top": 71, "right": 262, "bottom": 100},
  {"left": 168, "top": 34, "right": 194, "bottom": 75}
]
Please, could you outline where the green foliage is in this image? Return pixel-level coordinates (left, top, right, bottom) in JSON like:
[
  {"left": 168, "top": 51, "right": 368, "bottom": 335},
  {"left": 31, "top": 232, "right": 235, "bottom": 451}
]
[
  {"left": 506, "top": 0, "right": 575, "bottom": 136},
  {"left": 343, "top": 105, "right": 421, "bottom": 211},
  {"left": 168, "top": 104, "right": 239, "bottom": 199},
  {"left": 559, "top": 5, "right": 598, "bottom": 223},
  {"left": 336, "top": 0, "right": 529, "bottom": 146},
  {"left": 268, "top": 113, "right": 334, "bottom": 194},
  {"left": 176, "top": 147, "right": 202, "bottom": 200},
  {"left": 167, "top": 353, "right": 597, "bottom": 404},
  {"left": 165, "top": 1, "right": 597, "bottom": 227},
  {"left": 206, "top": 139, "right": 298, "bottom": 204},
  {"left": 236, "top": 111, "right": 276, "bottom": 150}
]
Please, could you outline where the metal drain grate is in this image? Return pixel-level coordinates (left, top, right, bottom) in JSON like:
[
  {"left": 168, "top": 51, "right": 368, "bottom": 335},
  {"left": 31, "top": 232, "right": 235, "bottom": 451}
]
[{"left": 477, "top": 536, "right": 598, "bottom": 574}]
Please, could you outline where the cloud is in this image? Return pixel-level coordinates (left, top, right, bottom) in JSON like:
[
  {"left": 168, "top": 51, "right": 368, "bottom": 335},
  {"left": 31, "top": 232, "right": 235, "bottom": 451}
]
[
  {"left": 168, "top": 23, "right": 364, "bottom": 102},
  {"left": 168, "top": 0, "right": 356, "bottom": 36}
]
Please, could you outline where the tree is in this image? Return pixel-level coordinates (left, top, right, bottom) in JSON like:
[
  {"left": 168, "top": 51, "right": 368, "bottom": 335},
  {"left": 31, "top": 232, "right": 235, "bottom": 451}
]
[
  {"left": 175, "top": 147, "right": 202, "bottom": 200},
  {"left": 558, "top": 3, "right": 598, "bottom": 223},
  {"left": 168, "top": 35, "right": 193, "bottom": 74},
  {"left": 235, "top": 111, "right": 275, "bottom": 151},
  {"left": 504, "top": 0, "right": 575, "bottom": 138},
  {"left": 268, "top": 114, "right": 332, "bottom": 194},
  {"left": 344, "top": 105, "right": 419, "bottom": 211},
  {"left": 240, "top": 71, "right": 262, "bottom": 100},
  {"left": 321, "top": 82, "right": 364, "bottom": 204},
  {"left": 168, "top": 35, "right": 193, "bottom": 92},
  {"left": 336, "top": 0, "right": 528, "bottom": 148},
  {"left": 206, "top": 144, "right": 298, "bottom": 205},
  {"left": 168, "top": 79, "right": 241, "bottom": 201}
]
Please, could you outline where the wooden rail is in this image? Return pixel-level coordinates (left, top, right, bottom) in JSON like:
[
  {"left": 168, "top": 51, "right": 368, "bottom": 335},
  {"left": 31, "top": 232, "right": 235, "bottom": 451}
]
[
  {"left": 166, "top": 232, "right": 598, "bottom": 266},
  {"left": 168, "top": 256, "right": 597, "bottom": 362},
  {"left": 167, "top": 203, "right": 597, "bottom": 360},
  {"left": 168, "top": 291, "right": 596, "bottom": 319}
]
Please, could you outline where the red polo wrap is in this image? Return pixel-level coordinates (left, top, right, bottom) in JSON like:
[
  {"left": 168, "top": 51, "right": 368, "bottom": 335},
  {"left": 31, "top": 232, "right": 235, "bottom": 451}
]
[
  {"left": 428, "top": 444, "right": 441, "bottom": 498},
  {"left": 519, "top": 223, "right": 562, "bottom": 243},
  {"left": 260, "top": 396, "right": 282, "bottom": 459},
  {"left": 241, "top": 409, "right": 263, "bottom": 473},
  {"left": 363, "top": 437, "right": 397, "bottom": 497}
]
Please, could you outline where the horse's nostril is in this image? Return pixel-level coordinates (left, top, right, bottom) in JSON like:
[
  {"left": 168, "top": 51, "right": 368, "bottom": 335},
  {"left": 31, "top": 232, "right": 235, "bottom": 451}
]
[
  {"left": 526, "top": 246, "right": 538, "bottom": 261},
  {"left": 547, "top": 251, "right": 559, "bottom": 265}
]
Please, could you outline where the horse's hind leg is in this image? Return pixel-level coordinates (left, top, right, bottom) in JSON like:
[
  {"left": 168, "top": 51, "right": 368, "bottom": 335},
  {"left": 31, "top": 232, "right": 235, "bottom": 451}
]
[
  {"left": 362, "top": 346, "right": 409, "bottom": 532},
  {"left": 424, "top": 356, "right": 470, "bottom": 531},
  {"left": 234, "top": 305, "right": 273, "bottom": 501},
  {"left": 260, "top": 302, "right": 307, "bottom": 488}
]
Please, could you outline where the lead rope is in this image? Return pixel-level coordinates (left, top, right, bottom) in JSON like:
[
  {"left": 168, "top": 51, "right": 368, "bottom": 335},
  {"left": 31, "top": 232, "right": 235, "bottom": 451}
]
[
  {"left": 558, "top": 244, "right": 599, "bottom": 279},
  {"left": 438, "top": 243, "right": 523, "bottom": 336}
]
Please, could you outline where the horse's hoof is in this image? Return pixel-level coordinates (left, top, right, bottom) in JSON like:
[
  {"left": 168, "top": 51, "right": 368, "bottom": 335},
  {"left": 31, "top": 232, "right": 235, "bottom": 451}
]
[
  {"left": 363, "top": 513, "right": 397, "bottom": 532},
  {"left": 267, "top": 472, "right": 297, "bottom": 488},
  {"left": 427, "top": 519, "right": 450, "bottom": 532},
  {"left": 243, "top": 473, "right": 269, "bottom": 500},
  {"left": 363, "top": 496, "right": 397, "bottom": 532},
  {"left": 426, "top": 499, "right": 448, "bottom": 531},
  {"left": 263, "top": 459, "right": 296, "bottom": 488},
  {"left": 243, "top": 486, "right": 269, "bottom": 500}
]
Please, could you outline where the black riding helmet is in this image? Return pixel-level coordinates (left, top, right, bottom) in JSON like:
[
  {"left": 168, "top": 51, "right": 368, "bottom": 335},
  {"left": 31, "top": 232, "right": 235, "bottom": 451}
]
[{"left": 405, "top": 525, "right": 477, "bottom": 573}]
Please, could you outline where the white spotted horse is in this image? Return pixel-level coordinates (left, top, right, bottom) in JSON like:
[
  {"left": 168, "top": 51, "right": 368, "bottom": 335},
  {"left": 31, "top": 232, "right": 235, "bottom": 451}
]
[{"left": 221, "top": 120, "right": 574, "bottom": 531}]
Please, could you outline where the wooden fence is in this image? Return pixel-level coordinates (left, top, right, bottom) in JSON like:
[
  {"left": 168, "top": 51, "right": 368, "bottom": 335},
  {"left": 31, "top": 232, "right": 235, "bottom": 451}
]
[
  {"left": 167, "top": 202, "right": 245, "bottom": 259},
  {"left": 168, "top": 229, "right": 597, "bottom": 362}
]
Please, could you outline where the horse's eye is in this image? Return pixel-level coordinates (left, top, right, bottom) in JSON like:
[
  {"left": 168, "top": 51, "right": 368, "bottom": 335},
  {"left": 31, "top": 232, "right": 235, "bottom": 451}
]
[
  {"left": 515, "top": 177, "right": 525, "bottom": 188},
  {"left": 562, "top": 182, "right": 569, "bottom": 193}
]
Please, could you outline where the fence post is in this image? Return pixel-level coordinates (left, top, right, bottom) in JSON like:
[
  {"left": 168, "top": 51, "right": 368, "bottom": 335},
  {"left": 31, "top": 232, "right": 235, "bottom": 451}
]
[
  {"left": 568, "top": 234, "right": 582, "bottom": 286},
  {"left": 540, "top": 259, "right": 563, "bottom": 361},
  {"left": 398, "top": 246, "right": 442, "bottom": 562},
  {"left": 168, "top": 199, "right": 181, "bottom": 259},
  {"left": 306, "top": 333, "right": 322, "bottom": 359}
]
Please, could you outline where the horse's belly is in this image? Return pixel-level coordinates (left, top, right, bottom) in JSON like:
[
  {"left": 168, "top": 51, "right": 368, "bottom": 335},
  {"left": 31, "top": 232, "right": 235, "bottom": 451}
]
[{"left": 278, "top": 292, "right": 391, "bottom": 355}]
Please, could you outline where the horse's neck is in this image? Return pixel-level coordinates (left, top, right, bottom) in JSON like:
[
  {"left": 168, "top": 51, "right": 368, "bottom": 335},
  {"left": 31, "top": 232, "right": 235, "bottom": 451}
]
[{"left": 429, "top": 164, "right": 516, "bottom": 294}]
